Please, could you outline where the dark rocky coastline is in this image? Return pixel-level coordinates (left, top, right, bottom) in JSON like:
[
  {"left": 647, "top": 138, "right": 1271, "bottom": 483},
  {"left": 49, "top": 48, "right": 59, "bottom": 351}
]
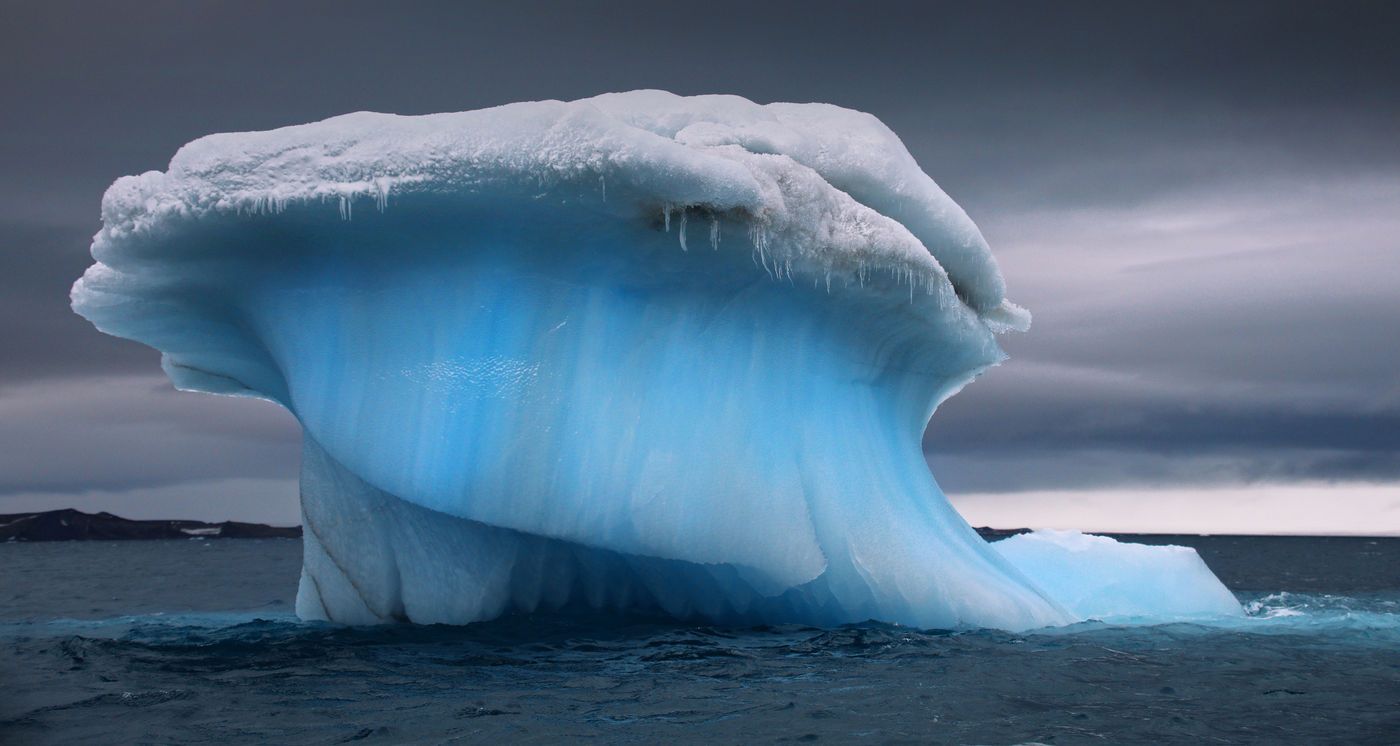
[
  {"left": 0, "top": 508, "right": 301, "bottom": 542},
  {"left": 1, "top": 509, "right": 1017, "bottom": 544},
  {"left": 971, "top": 526, "right": 1031, "bottom": 541}
]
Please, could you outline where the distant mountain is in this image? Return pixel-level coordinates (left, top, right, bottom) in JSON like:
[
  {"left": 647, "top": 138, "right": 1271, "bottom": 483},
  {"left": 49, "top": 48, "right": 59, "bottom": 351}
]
[
  {"left": 972, "top": 526, "right": 1032, "bottom": 541},
  {"left": 0, "top": 508, "right": 301, "bottom": 542},
  {"left": 0, "top": 509, "right": 1017, "bottom": 544}
]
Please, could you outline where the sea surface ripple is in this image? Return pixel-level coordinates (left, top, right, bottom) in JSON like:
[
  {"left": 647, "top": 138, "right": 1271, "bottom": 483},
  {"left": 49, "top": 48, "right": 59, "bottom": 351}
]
[{"left": 2, "top": 537, "right": 1398, "bottom": 744}]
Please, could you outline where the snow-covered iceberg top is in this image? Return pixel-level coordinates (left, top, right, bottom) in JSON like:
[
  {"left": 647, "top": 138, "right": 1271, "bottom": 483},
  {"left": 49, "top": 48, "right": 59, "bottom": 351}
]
[{"left": 85, "top": 90, "right": 1026, "bottom": 330}]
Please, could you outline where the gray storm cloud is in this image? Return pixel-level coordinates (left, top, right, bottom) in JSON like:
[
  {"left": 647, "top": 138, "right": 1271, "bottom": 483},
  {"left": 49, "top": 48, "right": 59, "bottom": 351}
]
[{"left": 2, "top": 0, "right": 1397, "bottom": 527}]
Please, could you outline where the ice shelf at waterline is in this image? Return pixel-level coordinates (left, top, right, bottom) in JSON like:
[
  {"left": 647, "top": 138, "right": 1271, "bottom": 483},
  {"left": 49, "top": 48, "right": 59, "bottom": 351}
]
[{"left": 72, "top": 91, "right": 1241, "bottom": 630}]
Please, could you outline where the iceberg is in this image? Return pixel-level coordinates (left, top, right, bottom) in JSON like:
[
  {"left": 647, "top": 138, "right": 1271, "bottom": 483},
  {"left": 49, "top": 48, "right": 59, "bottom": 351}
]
[{"left": 71, "top": 91, "right": 1240, "bottom": 630}]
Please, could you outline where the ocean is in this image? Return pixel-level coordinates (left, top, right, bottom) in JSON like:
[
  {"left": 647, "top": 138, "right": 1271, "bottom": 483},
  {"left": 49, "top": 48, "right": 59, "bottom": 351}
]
[{"left": 2, "top": 536, "right": 1398, "bottom": 744}]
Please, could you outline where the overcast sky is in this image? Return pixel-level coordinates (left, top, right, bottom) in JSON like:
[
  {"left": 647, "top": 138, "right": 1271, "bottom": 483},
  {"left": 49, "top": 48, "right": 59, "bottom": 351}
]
[{"left": 2, "top": 0, "right": 1397, "bottom": 531}]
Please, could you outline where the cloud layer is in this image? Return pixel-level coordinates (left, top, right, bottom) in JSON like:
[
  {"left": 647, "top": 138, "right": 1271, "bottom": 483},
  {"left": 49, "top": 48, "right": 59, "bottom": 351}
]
[{"left": 2, "top": 0, "right": 1396, "bottom": 528}]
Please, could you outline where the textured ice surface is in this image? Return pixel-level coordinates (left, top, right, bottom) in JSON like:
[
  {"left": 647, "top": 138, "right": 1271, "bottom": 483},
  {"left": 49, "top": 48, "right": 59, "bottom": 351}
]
[
  {"left": 993, "top": 531, "right": 1244, "bottom": 621},
  {"left": 72, "top": 91, "right": 1237, "bottom": 630}
]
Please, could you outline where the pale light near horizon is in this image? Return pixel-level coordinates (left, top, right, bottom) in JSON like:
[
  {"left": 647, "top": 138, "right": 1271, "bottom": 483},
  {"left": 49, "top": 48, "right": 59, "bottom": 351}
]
[{"left": 950, "top": 483, "right": 1400, "bottom": 536}]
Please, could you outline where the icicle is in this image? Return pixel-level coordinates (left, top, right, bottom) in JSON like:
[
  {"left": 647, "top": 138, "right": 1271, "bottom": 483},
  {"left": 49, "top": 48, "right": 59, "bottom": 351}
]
[
  {"left": 709, "top": 217, "right": 719, "bottom": 249},
  {"left": 753, "top": 240, "right": 774, "bottom": 280},
  {"left": 678, "top": 210, "right": 688, "bottom": 251},
  {"left": 747, "top": 222, "right": 771, "bottom": 257},
  {"left": 599, "top": 174, "right": 606, "bottom": 202},
  {"left": 339, "top": 195, "right": 352, "bottom": 221},
  {"left": 374, "top": 179, "right": 389, "bottom": 212},
  {"left": 663, "top": 206, "right": 672, "bottom": 232}
]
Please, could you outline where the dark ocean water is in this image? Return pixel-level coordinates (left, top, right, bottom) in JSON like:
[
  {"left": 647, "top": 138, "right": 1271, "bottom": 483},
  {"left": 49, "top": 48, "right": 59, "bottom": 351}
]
[{"left": 2, "top": 536, "right": 1398, "bottom": 745}]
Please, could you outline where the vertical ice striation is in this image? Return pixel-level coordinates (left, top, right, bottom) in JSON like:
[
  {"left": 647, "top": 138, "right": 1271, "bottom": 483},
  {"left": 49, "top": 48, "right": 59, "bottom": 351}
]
[{"left": 71, "top": 91, "right": 1239, "bottom": 630}]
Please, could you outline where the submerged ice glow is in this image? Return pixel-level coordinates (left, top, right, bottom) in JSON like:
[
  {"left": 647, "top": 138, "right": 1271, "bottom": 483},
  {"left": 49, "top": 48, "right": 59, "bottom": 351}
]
[{"left": 72, "top": 91, "right": 1240, "bottom": 630}]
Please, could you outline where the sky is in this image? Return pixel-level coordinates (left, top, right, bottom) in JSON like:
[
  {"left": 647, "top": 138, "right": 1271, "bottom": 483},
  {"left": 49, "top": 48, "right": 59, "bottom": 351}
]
[{"left": 2, "top": 0, "right": 1397, "bottom": 532}]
